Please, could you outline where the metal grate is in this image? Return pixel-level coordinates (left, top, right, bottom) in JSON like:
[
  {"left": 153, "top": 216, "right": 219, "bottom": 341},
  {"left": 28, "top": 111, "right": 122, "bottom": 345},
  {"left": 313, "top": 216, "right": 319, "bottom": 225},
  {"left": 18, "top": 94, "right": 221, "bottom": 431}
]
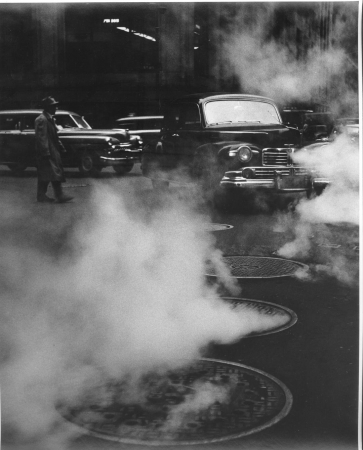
[
  {"left": 57, "top": 358, "right": 292, "bottom": 446},
  {"left": 222, "top": 297, "right": 297, "bottom": 336},
  {"left": 206, "top": 256, "right": 308, "bottom": 279},
  {"left": 262, "top": 148, "right": 288, "bottom": 166}
]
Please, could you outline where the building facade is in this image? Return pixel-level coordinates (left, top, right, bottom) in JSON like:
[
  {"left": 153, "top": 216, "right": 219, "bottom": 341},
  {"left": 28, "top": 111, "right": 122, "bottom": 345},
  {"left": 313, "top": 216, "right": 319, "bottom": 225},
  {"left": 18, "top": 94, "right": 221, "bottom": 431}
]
[{"left": 0, "top": 2, "right": 358, "bottom": 126}]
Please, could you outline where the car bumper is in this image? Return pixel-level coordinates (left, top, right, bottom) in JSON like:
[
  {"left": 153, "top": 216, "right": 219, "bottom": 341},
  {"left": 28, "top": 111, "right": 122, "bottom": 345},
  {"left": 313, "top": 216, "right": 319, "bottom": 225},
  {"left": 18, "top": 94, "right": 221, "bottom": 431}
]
[
  {"left": 220, "top": 169, "right": 330, "bottom": 193},
  {"left": 98, "top": 149, "right": 141, "bottom": 166}
]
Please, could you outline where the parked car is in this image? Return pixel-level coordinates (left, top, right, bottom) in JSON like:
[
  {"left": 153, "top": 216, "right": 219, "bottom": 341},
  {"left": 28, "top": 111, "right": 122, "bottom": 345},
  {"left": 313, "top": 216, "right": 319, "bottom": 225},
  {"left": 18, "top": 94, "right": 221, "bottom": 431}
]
[
  {"left": 0, "top": 109, "right": 142, "bottom": 176},
  {"left": 141, "top": 93, "right": 329, "bottom": 203},
  {"left": 281, "top": 108, "right": 335, "bottom": 146},
  {"left": 113, "top": 115, "right": 163, "bottom": 147}
]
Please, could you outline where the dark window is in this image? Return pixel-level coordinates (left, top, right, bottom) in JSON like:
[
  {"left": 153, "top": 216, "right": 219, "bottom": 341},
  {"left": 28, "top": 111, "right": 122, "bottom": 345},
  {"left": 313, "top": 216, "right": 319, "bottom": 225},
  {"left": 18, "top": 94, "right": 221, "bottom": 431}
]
[
  {"left": 0, "top": 115, "right": 21, "bottom": 130},
  {"left": 115, "top": 121, "right": 137, "bottom": 130},
  {"left": 55, "top": 115, "right": 77, "bottom": 129},
  {"left": 164, "top": 104, "right": 201, "bottom": 130},
  {"left": 21, "top": 115, "right": 39, "bottom": 130},
  {"left": 140, "top": 119, "right": 162, "bottom": 129}
]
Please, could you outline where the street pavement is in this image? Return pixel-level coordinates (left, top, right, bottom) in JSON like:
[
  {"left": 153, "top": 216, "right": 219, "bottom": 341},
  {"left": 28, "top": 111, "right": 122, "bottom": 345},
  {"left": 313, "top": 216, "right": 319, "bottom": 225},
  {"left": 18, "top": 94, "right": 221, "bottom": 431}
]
[{"left": 0, "top": 164, "right": 360, "bottom": 450}]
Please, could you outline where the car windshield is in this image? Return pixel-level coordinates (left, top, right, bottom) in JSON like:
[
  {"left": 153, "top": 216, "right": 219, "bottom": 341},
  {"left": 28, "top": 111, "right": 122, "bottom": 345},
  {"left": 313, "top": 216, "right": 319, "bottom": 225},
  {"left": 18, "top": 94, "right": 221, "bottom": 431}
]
[
  {"left": 204, "top": 100, "right": 281, "bottom": 125},
  {"left": 56, "top": 114, "right": 91, "bottom": 129},
  {"left": 72, "top": 114, "right": 91, "bottom": 129}
]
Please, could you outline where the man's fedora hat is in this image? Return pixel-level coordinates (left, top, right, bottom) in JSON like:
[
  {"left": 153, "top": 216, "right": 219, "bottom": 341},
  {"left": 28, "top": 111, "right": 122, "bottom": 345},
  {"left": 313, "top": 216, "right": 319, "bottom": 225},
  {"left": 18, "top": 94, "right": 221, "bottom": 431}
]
[{"left": 42, "top": 96, "right": 59, "bottom": 107}]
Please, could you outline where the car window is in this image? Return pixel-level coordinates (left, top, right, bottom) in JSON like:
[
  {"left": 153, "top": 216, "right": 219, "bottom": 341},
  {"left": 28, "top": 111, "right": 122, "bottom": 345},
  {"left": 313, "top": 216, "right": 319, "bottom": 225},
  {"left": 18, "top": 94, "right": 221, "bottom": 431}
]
[
  {"left": 71, "top": 114, "right": 91, "bottom": 129},
  {"left": 21, "top": 114, "right": 39, "bottom": 130},
  {"left": 116, "top": 121, "right": 137, "bottom": 130},
  {"left": 164, "top": 104, "right": 201, "bottom": 130},
  {"left": 55, "top": 114, "right": 77, "bottom": 129},
  {"left": 140, "top": 119, "right": 162, "bottom": 130},
  {"left": 205, "top": 100, "right": 281, "bottom": 125},
  {"left": 0, "top": 115, "right": 21, "bottom": 130}
]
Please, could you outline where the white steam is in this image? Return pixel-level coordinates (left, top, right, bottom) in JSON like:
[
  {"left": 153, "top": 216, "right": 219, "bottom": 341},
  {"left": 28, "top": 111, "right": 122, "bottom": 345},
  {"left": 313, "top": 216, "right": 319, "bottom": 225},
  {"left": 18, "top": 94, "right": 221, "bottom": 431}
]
[
  {"left": 293, "top": 134, "right": 359, "bottom": 225},
  {"left": 220, "top": 3, "right": 358, "bottom": 115},
  {"left": 1, "top": 185, "right": 287, "bottom": 447},
  {"left": 276, "top": 133, "right": 359, "bottom": 284},
  {"left": 161, "top": 380, "right": 230, "bottom": 434}
]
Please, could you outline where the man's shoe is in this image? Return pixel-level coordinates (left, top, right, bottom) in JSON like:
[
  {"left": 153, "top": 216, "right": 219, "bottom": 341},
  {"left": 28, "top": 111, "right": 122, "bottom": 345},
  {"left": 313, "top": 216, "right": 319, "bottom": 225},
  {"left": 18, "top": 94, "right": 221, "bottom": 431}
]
[
  {"left": 37, "top": 195, "right": 55, "bottom": 203},
  {"left": 56, "top": 194, "right": 74, "bottom": 203}
]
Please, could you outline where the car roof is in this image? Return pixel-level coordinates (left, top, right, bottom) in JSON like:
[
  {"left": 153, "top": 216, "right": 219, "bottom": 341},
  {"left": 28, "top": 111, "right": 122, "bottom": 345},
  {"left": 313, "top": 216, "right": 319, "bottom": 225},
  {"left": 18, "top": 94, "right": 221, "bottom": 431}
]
[
  {"left": 0, "top": 109, "right": 80, "bottom": 115},
  {"left": 116, "top": 116, "right": 163, "bottom": 121},
  {"left": 174, "top": 93, "right": 276, "bottom": 103}
]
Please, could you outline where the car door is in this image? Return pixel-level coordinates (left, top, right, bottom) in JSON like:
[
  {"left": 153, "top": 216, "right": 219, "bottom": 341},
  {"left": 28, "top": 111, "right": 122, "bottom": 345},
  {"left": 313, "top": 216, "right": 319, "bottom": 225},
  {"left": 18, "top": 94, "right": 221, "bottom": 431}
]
[
  {"left": 0, "top": 114, "right": 24, "bottom": 164},
  {"left": 18, "top": 114, "right": 40, "bottom": 166},
  {"left": 159, "top": 102, "right": 202, "bottom": 180}
]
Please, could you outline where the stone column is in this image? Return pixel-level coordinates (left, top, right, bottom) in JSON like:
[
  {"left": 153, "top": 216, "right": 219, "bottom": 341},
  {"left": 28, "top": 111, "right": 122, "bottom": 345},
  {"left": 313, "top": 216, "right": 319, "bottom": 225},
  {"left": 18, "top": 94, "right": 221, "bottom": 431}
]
[
  {"left": 33, "top": 3, "right": 65, "bottom": 87},
  {"left": 160, "top": 3, "right": 194, "bottom": 92}
]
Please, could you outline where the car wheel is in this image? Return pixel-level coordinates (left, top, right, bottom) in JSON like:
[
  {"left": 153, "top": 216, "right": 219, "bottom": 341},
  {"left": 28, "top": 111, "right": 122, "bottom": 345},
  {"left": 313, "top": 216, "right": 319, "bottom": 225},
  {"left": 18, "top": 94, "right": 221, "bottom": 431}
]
[
  {"left": 78, "top": 152, "right": 101, "bottom": 176},
  {"left": 7, "top": 164, "right": 27, "bottom": 175},
  {"left": 113, "top": 163, "right": 134, "bottom": 175},
  {"left": 152, "top": 179, "right": 169, "bottom": 191}
]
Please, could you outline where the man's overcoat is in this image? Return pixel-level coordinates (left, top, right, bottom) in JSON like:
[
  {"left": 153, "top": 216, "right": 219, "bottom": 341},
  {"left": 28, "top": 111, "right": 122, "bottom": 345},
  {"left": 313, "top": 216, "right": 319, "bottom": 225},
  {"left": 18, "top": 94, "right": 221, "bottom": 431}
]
[{"left": 35, "top": 112, "right": 66, "bottom": 182}]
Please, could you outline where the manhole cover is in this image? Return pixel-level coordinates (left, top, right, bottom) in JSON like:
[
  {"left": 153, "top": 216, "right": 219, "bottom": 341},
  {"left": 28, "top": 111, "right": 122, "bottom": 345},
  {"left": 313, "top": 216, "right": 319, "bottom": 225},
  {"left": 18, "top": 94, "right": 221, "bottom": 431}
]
[
  {"left": 206, "top": 256, "right": 308, "bottom": 279},
  {"left": 205, "top": 224, "right": 234, "bottom": 232},
  {"left": 57, "top": 358, "right": 292, "bottom": 446},
  {"left": 223, "top": 298, "right": 297, "bottom": 336}
]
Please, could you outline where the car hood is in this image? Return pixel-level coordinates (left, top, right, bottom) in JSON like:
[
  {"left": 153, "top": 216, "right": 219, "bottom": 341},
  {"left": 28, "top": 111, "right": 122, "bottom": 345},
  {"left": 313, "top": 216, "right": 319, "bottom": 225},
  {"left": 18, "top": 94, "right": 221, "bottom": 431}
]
[
  {"left": 212, "top": 125, "right": 301, "bottom": 147},
  {"left": 58, "top": 128, "right": 130, "bottom": 143}
]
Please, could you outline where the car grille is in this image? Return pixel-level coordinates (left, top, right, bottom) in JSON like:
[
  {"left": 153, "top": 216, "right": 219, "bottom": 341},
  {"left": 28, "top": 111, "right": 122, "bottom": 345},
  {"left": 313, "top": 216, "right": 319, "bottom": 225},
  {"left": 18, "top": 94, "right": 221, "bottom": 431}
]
[
  {"left": 253, "top": 167, "right": 309, "bottom": 179},
  {"left": 262, "top": 148, "right": 289, "bottom": 166}
]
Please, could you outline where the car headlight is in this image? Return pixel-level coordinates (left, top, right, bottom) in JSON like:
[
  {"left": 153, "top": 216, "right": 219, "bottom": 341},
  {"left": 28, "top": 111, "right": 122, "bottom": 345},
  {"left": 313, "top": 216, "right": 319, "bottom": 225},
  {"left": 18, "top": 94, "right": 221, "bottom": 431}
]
[{"left": 237, "top": 145, "right": 252, "bottom": 162}]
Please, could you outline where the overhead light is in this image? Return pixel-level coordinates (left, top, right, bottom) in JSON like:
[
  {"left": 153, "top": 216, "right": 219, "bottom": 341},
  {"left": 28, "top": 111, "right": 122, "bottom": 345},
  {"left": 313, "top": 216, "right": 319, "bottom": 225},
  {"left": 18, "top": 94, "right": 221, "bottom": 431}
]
[{"left": 117, "top": 27, "right": 156, "bottom": 42}]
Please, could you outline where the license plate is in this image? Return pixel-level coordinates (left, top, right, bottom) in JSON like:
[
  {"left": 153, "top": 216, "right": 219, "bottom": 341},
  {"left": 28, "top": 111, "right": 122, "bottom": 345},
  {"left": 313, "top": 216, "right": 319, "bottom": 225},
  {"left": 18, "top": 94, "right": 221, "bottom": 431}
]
[{"left": 277, "top": 175, "right": 308, "bottom": 190}]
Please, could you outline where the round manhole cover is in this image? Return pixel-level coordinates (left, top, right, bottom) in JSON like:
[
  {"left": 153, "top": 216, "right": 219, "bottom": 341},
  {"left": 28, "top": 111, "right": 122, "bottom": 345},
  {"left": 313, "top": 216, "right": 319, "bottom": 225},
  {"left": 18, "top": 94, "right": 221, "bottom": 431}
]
[
  {"left": 206, "top": 256, "right": 308, "bottom": 279},
  {"left": 57, "top": 358, "right": 292, "bottom": 446},
  {"left": 222, "top": 298, "right": 297, "bottom": 336},
  {"left": 205, "top": 224, "right": 234, "bottom": 232}
]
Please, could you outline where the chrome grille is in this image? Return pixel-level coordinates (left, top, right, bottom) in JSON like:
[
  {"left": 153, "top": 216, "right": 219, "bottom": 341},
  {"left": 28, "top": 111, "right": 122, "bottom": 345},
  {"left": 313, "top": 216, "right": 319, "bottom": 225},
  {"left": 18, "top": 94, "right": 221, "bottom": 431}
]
[
  {"left": 263, "top": 148, "right": 288, "bottom": 166},
  {"left": 253, "top": 167, "right": 291, "bottom": 179},
  {"left": 251, "top": 166, "right": 309, "bottom": 179},
  {"left": 294, "top": 167, "right": 309, "bottom": 175}
]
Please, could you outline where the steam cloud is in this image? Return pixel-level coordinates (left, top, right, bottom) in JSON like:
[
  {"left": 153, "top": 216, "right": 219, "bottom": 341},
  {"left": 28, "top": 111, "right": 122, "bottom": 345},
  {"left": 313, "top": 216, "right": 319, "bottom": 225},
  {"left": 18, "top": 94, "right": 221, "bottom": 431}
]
[
  {"left": 1, "top": 185, "right": 286, "bottom": 448},
  {"left": 217, "top": 2, "right": 359, "bottom": 285},
  {"left": 220, "top": 2, "right": 359, "bottom": 116},
  {"left": 276, "top": 133, "right": 359, "bottom": 284}
]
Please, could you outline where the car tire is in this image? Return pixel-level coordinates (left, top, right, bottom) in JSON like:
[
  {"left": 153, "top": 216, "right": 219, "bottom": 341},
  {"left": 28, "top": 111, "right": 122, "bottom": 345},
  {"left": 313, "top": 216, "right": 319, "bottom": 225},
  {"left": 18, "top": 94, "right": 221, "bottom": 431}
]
[
  {"left": 7, "top": 164, "right": 27, "bottom": 176},
  {"left": 113, "top": 163, "right": 134, "bottom": 175},
  {"left": 152, "top": 179, "right": 169, "bottom": 191},
  {"left": 78, "top": 152, "right": 102, "bottom": 176}
]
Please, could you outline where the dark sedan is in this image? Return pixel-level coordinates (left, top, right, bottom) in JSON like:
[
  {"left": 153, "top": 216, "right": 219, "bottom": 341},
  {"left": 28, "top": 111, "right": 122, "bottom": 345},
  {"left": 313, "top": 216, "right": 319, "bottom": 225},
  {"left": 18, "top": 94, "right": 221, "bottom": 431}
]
[
  {"left": 142, "top": 93, "right": 329, "bottom": 204},
  {"left": 0, "top": 110, "right": 142, "bottom": 176}
]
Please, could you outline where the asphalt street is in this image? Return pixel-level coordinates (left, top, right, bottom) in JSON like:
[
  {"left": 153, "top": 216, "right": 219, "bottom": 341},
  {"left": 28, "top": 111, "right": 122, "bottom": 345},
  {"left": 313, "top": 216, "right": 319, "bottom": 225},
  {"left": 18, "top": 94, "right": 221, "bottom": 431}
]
[{"left": 0, "top": 164, "right": 360, "bottom": 450}]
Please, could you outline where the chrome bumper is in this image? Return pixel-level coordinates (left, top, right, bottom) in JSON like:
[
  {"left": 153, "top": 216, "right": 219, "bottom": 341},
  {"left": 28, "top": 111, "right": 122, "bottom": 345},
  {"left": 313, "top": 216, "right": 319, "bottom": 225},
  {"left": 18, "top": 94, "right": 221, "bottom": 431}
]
[
  {"left": 99, "top": 150, "right": 141, "bottom": 165},
  {"left": 220, "top": 169, "right": 330, "bottom": 193}
]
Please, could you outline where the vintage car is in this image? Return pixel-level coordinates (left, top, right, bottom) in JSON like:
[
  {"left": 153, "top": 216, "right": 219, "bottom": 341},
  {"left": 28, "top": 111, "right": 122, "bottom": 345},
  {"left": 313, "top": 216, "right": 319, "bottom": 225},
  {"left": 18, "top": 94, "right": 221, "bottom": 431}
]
[
  {"left": 113, "top": 115, "right": 163, "bottom": 147},
  {"left": 141, "top": 93, "right": 329, "bottom": 203},
  {"left": 0, "top": 109, "right": 142, "bottom": 176}
]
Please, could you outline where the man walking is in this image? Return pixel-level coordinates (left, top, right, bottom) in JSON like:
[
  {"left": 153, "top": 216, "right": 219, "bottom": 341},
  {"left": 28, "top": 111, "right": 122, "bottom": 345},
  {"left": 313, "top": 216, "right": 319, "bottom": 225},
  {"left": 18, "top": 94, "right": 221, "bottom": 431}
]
[{"left": 34, "top": 96, "right": 73, "bottom": 203}]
